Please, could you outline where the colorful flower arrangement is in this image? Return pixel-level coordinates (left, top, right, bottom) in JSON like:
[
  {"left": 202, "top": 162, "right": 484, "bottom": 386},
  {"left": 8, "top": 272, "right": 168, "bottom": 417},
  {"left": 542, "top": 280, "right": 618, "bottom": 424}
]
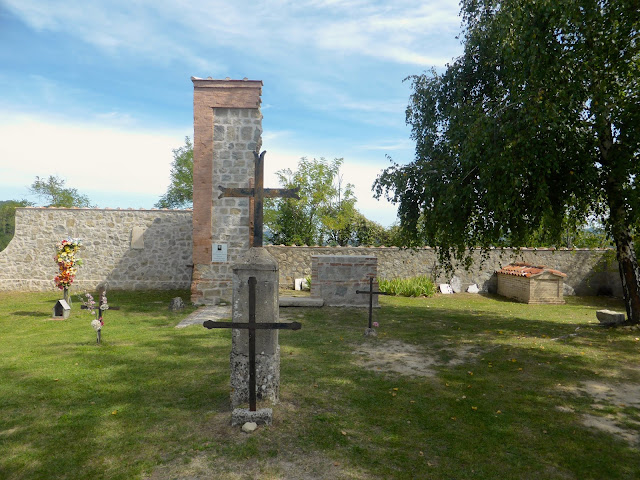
[{"left": 54, "top": 238, "right": 83, "bottom": 291}]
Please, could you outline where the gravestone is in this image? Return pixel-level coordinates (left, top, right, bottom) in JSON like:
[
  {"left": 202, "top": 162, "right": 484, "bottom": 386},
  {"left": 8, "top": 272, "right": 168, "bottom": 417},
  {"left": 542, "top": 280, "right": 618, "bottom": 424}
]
[
  {"left": 467, "top": 284, "right": 480, "bottom": 294},
  {"left": 169, "top": 297, "right": 185, "bottom": 311},
  {"left": 450, "top": 276, "right": 463, "bottom": 293}
]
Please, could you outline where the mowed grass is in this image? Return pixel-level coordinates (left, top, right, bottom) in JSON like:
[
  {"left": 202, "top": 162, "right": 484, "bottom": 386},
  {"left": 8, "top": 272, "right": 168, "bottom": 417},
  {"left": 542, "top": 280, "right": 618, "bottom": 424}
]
[{"left": 0, "top": 290, "right": 639, "bottom": 479}]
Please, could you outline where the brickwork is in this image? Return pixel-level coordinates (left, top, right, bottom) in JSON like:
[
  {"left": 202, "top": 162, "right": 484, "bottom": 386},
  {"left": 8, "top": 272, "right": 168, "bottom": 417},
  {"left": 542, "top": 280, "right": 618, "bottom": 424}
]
[
  {"left": 0, "top": 207, "right": 192, "bottom": 292},
  {"left": 311, "top": 255, "right": 378, "bottom": 306},
  {"left": 191, "top": 78, "right": 263, "bottom": 304}
]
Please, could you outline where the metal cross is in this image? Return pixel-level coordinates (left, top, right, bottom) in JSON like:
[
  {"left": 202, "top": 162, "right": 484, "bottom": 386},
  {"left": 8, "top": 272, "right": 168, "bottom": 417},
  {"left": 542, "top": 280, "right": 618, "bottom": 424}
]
[
  {"left": 81, "top": 297, "right": 119, "bottom": 344},
  {"left": 203, "top": 276, "right": 301, "bottom": 411},
  {"left": 356, "top": 277, "right": 390, "bottom": 329},
  {"left": 218, "top": 150, "right": 300, "bottom": 247}
]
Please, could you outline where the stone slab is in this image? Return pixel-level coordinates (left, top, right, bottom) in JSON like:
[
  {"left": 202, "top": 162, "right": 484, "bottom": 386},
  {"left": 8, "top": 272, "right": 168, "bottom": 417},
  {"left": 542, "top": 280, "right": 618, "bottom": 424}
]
[
  {"left": 231, "top": 408, "right": 273, "bottom": 426},
  {"left": 279, "top": 296, "right": 324, "bottom": 307},
  {"left": 467, "top": 284, "right": 480, "bottom": 294},
  {"left": 175, "top": 305, "right": 231, "bottom": 328},
  {"left": 596, "top": 309, "right": 626, "bottom": 326},
  {"left": 450, "top": 276, "right": 463, "bottom": 293}
]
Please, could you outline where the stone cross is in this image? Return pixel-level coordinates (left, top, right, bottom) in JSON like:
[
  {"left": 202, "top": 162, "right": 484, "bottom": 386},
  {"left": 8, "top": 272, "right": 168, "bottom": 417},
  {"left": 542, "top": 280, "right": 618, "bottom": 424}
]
[
  {"left": 218, "top": 150, "right": 300, "bottom": 247},
  {"left": 356, "top": 277, "right": 390, "bottom": 331},
  {"left": 203, "top": 276, "right": 301, "bottom": 412}
]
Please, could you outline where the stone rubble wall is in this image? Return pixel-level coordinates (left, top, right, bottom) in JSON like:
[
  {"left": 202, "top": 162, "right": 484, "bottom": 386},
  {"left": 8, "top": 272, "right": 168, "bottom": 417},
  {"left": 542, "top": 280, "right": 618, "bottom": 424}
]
[
  {"left": 191, "top": 106, "right": 262, "bottom": 305},
  {"left": 265, "top": 245, "right": 622, "bottom": 297},
  {"left": 0, "top": 208, "right": 622, "bottom": 298},
  {"left": 0, "top": 207, "right": 192, "bottom": 292}
]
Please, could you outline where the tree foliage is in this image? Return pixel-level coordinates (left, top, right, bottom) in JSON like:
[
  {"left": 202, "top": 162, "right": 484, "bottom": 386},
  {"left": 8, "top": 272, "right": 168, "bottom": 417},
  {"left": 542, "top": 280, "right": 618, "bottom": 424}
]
[
  {"left": 155, "top": 136, "right": 194, "bottom": 209},
  {"left": 0, "top": 199, "right": 33, "bottom": 251},
  {"left": 266, "top": 157, "right": 355, "bottom": 245},
  {"left": 29, "top": 175, "right": 92, "bottom": 208},
  {"left": 375, "top": 0, "right": 640, "bottom": 322},
  {"left": 266, "top": 157, "right": 394, "bottom": 246}
]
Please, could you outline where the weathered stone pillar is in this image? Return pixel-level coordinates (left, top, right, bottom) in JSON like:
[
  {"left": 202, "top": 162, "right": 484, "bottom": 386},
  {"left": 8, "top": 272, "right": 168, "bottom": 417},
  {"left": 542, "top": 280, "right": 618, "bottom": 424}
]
[
  {"left": 190, "top": 77, "right": 263, "bottom": 305},
  {"left": 230, "top": 247, "right": 280, "bottom": 408}
]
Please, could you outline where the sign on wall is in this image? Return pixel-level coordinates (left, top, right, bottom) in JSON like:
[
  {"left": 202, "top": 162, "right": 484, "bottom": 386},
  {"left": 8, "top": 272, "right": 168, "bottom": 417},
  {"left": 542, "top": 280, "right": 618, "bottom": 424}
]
[{"left": 212, "top": 243, "right": 228, "bottom": 263}]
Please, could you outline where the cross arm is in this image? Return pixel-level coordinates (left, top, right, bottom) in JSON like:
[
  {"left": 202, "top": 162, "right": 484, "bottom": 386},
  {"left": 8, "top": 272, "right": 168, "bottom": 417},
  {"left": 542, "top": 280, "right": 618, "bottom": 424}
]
[
  {"left": 355, "top": 290, "right": 392, "bottom": 295},
  {"left": 218, "top": 186, "right": 301, "bottom": 200},
  {"left": 80, "top": 305, "right": 121, "bottom": 310},
  {"left": 203, "top": 320, "right": 302, "bottom": 330}
]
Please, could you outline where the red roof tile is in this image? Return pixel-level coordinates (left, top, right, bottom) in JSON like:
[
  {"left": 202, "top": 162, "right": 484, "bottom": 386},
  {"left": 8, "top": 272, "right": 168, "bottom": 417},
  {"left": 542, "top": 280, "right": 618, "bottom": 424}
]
[{"left": 496, "top": 262, "right": 566, "bottom": 278}]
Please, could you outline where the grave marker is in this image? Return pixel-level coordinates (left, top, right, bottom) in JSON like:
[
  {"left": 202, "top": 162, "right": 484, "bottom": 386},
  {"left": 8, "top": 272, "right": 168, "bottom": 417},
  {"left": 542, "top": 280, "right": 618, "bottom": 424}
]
[
  {"left": 356, "top": 277, "right": 391, "bottom": 335},
  {"left": 218, "top": 150, "right": 299, "bottom": 247},
  {"left": 204, "top": 277, "right": 301, "bottom": 412},
  {"left": 53, "top": 299, "right": 71, "bottom": 319}
]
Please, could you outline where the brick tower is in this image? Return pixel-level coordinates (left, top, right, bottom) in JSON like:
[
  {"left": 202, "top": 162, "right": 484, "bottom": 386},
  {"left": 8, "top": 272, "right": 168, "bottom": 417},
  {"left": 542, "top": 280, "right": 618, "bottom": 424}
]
[{"left": 190, "top": 77, "right": 263, "bottom": 304}]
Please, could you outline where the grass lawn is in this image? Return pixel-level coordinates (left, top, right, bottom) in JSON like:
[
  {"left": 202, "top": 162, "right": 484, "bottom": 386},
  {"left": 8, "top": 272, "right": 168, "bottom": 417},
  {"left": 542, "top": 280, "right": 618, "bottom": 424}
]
[{"left": 0, "top": 289, "right": 638, "bottom": 479}]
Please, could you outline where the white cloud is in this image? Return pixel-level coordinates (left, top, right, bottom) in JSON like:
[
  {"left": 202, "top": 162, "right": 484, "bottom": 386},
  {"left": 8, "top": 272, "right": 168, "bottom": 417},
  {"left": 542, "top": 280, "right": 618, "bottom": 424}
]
[
  {"left": 0, "top": 113, "right": 188, "bottom": 200},
  {"left": 4, "top": 0, "right": 461, "bottom": 68},
  {"left": 358, "top": 139, "right": 414, "bottom": 151}
]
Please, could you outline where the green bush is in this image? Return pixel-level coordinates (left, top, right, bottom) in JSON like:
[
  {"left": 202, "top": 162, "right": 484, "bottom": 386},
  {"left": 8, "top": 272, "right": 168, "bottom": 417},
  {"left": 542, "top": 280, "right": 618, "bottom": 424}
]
[{"left": 378, "top": 275, "right": 436, "bottom": 297}]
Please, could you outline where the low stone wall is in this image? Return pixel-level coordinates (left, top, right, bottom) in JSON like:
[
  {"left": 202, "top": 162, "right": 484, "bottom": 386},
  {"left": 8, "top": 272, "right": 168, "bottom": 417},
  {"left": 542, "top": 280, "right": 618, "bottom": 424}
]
[
  {"left": 265, "top": 245, "right": 622, "bottom": 297},
  {"left": 0, "top": 207, "right": 193, "bottom": 292}
]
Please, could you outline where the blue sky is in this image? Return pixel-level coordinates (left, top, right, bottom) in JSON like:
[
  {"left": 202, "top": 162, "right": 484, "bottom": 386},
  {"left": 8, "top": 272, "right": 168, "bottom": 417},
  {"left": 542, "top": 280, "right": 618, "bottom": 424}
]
[{"left": 0, "top": 0, "right": 463, "bottom": 227}]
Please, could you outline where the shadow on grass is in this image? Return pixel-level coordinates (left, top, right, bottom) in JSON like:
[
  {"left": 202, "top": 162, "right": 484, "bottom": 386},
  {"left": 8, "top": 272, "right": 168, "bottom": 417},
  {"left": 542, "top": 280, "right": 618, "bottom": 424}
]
[{"left": 2, "top": 291, "right": 638, "bottom": 480}]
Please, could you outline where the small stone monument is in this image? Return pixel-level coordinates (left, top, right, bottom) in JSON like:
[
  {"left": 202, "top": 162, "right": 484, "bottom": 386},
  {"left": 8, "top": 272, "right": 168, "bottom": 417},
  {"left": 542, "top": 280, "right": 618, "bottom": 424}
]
[
  {"left": 439, "top": 284, "right": 453, "bottom": 294},
  {"left": 467, "top": 284, "right": 480, "bottom": 294},
  {"left": 52, "top": 299, "right": 71, "bottom": 319},
  {"left": 450, "top": 276, "right": 463, "bottom": 293},
  {"left": 169, "top": 297, "right": 185, "bottom": 311},
  {"left": 230, "top": 248, "right": 281, "bottom": 419}
]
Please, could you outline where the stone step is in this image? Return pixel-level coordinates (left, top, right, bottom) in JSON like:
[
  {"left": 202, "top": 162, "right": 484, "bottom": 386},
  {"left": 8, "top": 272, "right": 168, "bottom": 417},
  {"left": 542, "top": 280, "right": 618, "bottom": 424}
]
[{"left": 279, "top": 296, "right": 324, "bottom": 307}]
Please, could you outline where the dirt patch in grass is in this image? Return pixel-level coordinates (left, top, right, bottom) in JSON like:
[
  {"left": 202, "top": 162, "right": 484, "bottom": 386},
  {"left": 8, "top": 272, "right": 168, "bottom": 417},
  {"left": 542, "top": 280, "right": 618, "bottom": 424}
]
[
  {"left": 351, "top": 340, "right": 481, "bottom": 378},
  {"left": 145, "top": 449, "right": 367, "bottom": 480},
  {"left": 145, "top": 404, "right": 371, "bottom": 480},
  {"left": 559, "top": 380, "right": 640, "bottom": 445},
  {"left": 581, "top": 414, "right": 639, "bottom": 445}
]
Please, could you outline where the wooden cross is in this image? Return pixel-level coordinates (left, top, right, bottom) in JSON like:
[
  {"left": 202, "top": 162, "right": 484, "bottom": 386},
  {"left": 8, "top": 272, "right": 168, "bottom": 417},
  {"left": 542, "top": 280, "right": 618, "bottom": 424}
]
[
  {"left": 203, "top": 276, "right": 301, "bottom": 411},
  {"left": 356, "top": 277, "right": 391, "bottom": 329},
  {"left": 218, "top": 150, "right": 300, "bottom": 247}
]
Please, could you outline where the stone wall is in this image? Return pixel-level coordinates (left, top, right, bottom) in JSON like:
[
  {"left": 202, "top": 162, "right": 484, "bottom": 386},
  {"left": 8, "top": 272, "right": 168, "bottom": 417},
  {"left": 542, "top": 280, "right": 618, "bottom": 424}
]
[
  {"left": 265, "top": 245, "right": 622, "bottom": 297},
  {"left": 0, "top": 207, "right": 192, "bottom": 292},
  {"left": 0, "top": 208, "right": 623, "bottom": 298}
]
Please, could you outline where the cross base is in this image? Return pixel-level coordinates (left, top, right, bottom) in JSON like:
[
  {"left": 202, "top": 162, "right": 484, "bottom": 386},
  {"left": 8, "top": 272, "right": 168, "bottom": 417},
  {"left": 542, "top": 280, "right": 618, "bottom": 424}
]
[
  {"left": 230, "top": 347, "right": 280, "bottom": 408},
  {"left": 231, "top": 408, "right": 273, "bottom": 426},
  {"left": 364, "top": 327, "right": 378, "bottom": 337}
]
